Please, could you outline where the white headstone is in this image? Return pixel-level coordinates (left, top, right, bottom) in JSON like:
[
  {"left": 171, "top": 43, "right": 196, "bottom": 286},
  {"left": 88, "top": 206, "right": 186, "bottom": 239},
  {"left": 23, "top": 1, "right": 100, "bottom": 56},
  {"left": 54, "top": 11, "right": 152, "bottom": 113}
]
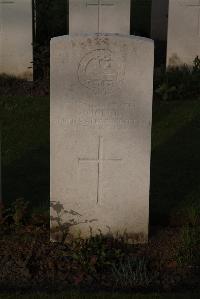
[
  {"left": 69, "top": 0, "right": 130, "bottom": 34},
  {"left": 50, "top": 2, "right": 154, "bottom": 243},
  {"left": 167, "top": 0, "right": 200, "bottom": 66},
  {"left": 50, "top": 36, "right": 154, "bottom": 243},
  {"left": 151, "top": 0, "right": 169, "bottom": 41},
  {"left": 0, "top": 0, "right": 33, "bottom": 80}
]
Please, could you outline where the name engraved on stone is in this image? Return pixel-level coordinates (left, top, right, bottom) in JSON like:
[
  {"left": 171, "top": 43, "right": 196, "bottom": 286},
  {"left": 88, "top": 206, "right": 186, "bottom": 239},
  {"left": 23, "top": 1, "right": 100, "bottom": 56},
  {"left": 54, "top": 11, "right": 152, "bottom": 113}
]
[
  {"left": 179, "top": 0, "right": 200, "bottom": 36},
  {"left": 77, "top": 49, "right": 124, "bottom": 95},
  {"left": 78, "top": 136, "right": 122, "bottom": 203},
  {"left": 59, "top": 119, "right": 135, "bottom": 129},
  {"left": 57, "top": 102, "right": 135, "bottom": 129}
]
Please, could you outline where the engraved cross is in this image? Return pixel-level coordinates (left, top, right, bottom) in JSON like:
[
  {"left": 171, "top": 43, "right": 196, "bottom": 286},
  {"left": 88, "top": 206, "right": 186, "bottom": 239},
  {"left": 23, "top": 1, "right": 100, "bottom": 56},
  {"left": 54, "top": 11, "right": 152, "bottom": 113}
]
[
  {"left": 184, "top": 0, "right": 200, "bottom": 37},
  {"left": 78, "top": 136, "right": 122, "bottom": 203},
  {"left": 86, "top": 0, "right": 115, "bottom": 33}
]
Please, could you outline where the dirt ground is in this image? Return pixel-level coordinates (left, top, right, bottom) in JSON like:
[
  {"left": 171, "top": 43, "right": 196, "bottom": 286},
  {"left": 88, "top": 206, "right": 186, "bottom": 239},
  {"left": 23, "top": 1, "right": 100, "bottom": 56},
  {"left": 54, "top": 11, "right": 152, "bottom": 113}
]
[{"left": 0, "top": 223, "right": 199, "bottom": 293}]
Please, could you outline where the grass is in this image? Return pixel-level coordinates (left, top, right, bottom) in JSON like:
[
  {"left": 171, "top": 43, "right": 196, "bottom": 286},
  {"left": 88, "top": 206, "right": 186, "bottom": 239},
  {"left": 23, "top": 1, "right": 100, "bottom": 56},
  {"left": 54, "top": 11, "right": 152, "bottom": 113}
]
[
  {"left": 151, "top": 100, "right": 200, "bottom": 225},
  {"left": 176, "top": 225, "right": 200, "bottom": 266},
  {"left": 0, "top": 96, "right": 49, "bottom": 212},
  {"left": 0, "top": 292, "right": 200, "bottom": 299},
  {"left": 1, "top": 96, "right": 200, "bottom": 224}
]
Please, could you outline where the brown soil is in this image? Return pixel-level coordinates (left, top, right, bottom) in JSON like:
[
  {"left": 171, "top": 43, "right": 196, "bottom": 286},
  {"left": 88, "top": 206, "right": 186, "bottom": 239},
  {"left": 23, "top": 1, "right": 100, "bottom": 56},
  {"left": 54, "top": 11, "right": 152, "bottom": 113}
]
[{"left": 0, "top": 224, "right": 199, "bottom": 293}]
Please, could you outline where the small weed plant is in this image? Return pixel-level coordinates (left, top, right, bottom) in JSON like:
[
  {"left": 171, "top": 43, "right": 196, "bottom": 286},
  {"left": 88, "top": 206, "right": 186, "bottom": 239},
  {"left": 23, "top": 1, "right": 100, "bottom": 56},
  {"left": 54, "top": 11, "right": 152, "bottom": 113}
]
[
  {"left": 170, "top": 204, "right": 200, "bottom": 227},
  {"left": 0, "top": 198, "right": 29, "bottom": 227},
  {"left": 184, "top": 205, "right": 200, "bottom": 226},
  {"left": 50, "top": 200, "right": 97, "bottom": 243},
  {"left": 111, "top": 255, "right": 154, "bottom": 290},
  {"left": 71, "top": 230, "right": 127, "bottom": 281}
]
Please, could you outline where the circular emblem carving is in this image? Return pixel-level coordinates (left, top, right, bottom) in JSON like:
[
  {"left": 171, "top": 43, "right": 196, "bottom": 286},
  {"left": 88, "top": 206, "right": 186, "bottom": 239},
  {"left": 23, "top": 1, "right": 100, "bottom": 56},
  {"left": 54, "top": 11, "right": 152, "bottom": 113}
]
[{"left": 77, "top": 49, "right": 124, "bottom": 95}]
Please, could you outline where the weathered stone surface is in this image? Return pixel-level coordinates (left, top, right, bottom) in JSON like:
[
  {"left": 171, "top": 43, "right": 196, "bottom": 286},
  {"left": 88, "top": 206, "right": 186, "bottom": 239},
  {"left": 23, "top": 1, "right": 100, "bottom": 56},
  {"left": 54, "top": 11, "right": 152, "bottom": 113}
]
[
  {"left": 167, "top": 0, "right": 200, "bottom": 66},
  {"left": 50, "top": 34, "right": 154, "bottom": 243},
  {"left": 0, "top": 0, "right": 33, "bottom": 80},
  {"left": 151, "top": 0, "right": 169, "bottom": 41},
  {"left": 69, "top": 0, "right": 130, "bottom": 34}
]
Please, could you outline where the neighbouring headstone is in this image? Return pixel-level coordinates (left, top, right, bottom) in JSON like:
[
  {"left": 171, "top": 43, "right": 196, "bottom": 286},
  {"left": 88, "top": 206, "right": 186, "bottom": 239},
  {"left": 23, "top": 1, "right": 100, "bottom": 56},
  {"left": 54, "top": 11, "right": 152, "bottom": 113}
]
[
  {"left": 167, "top": 0, "right": 200, "bottom": 66},
  {"left": 69, "top": 0, "right": 130, "bottom": 34},
  {"left": 0, "top": 0, "right": 33, "bottom": 80},
  {"left": 50, "top": 0, "right": 154, "bottom": 243},
  {"left": 151, "top": 0, "right": 169, "bottom": 41}
]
